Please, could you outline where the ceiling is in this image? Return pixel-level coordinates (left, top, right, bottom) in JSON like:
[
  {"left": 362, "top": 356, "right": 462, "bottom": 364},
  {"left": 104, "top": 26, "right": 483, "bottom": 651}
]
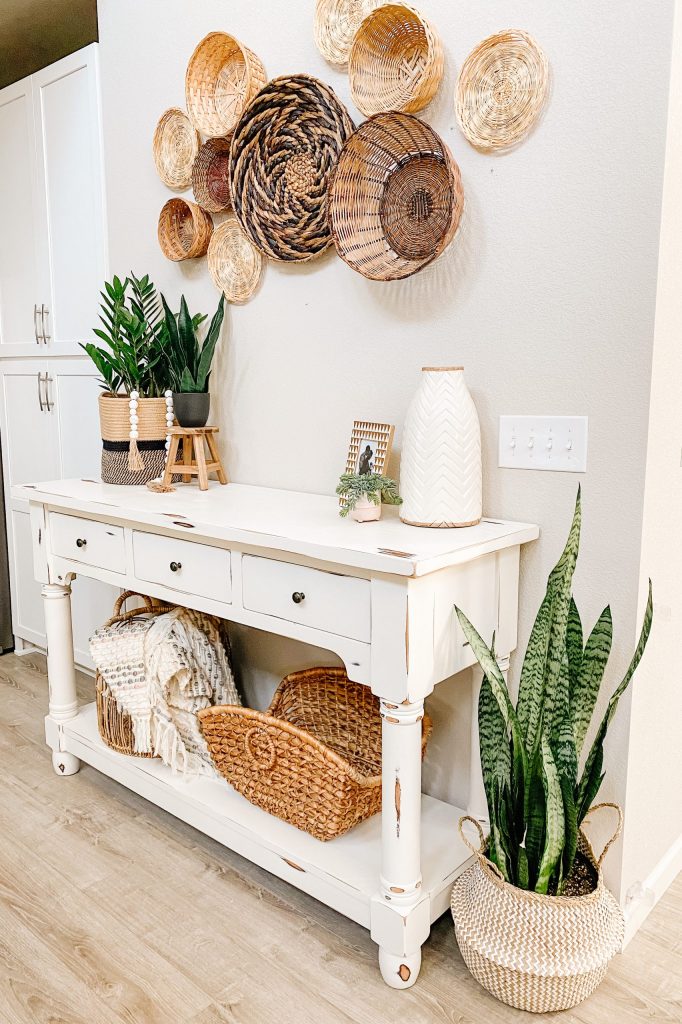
[{"left": 0, "top": 0, "right": 97, "bottom": 90}]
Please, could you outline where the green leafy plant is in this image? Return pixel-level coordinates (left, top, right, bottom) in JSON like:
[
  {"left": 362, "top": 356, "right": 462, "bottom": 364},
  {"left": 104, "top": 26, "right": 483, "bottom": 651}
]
[
  {"left": 455, "top": 489, "right": 653, "bottom": 895},
  {"left": 161, "top": 294, "right": 225, "bottom": 393},
  {"left": 336, "top": 473, "right": 402, "bottom": 517}
]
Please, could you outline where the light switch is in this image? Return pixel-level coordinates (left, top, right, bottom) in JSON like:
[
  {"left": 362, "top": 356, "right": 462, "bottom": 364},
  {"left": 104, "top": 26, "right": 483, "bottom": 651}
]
[{"left": 499, "top": 416, "right": 588, "bottom": 473}]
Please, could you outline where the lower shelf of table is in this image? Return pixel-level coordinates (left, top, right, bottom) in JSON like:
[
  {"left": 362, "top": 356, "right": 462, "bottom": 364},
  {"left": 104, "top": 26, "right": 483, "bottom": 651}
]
[{"left": 57, "top": 702, "right": 474, "bottom": 930}]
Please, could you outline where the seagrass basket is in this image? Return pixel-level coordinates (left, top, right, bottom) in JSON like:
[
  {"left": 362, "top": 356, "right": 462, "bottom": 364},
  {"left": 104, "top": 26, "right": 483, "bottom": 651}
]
[
  {"left": 152, "top": 107, "right": 200, "bottom": 189},
  {"left": 99, "top": 393, "right": 169, "bottom": 485},
  {"left": 192, "top": 137, "right": 233, "bottom": 213},
  {"left": 450, "top": 806, "right": 625, "bottom": 1013},
  {"left": 208, "top": 217, "right": 263, "bottom": 304},
  {"left": 313, "top": 0, "right": 383, "bottom": 66},
  {"left": 158, "top": 198, "right": 213, "bottom": 262},
  {"left": 185, "top": 32, "right": 267, "bottom": 138},
  {"left": 349, "top": 3, "right": 443, "bottom": 116},
  {"left": 198, "top": 667, "right": 432, "bottom": 841},
  {"left": 328, "top": 112, "right": 464, "bottom": 281}
]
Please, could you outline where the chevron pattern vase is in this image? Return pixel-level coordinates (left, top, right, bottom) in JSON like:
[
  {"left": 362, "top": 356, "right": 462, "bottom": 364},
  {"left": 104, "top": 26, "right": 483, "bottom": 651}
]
[{"left": 400, "top": 366, "right": 482, "bottom": 528}]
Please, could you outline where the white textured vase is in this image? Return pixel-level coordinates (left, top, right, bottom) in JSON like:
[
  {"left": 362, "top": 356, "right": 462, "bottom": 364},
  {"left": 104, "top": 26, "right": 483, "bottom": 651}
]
[{"left": 400, "top": 366, "right": 482, "bottom": 528}]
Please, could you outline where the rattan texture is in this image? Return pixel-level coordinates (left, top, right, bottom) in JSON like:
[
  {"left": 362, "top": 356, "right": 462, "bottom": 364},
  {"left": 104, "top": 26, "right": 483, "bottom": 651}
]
[
  {"left": 192, "top": 137, "right": 233, "bottom": 213},
  {"left": 185, "top": 32, "right": 267, "bottom": 138},
  {"left": 152, "top": 107, "right": 200, "bottom": 189},
  {"left": 207, "top": 217, "right": 263, "bottom": 304},
  {"left": 450, "top": 807, "right": 625, "bottom": 1013},
  {"left": 99, "top": 394, "right": 167, "bottom": 442},
  {"left": 455, "top": 29, "right": 549, "bottom": 151},
  {"left": 313, "top": 0, "right": 383, "bottom": 66},
  {"left": 158, "top": 197, "right": 213, "bottom": 261},
  {"left": 229, "top": 75, "right": 354, "bottom": 262},
  {"left": 328, "top": 111, "right": 463, "bottom": 281},
  {"left": 349, "top": 3, "right": 443, "bottom": 116},
  {"left": 199, "top": 667, "right": 431, "bottom": 841}
]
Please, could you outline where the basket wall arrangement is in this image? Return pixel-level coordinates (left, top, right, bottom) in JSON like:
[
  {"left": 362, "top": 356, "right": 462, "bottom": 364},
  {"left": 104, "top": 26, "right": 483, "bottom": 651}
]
[
  {"left": 328, "top": 111, "right": 464, "bottom": 281},
  {"left": 349, "top": 3, "right": 444, "bottom": 116},
  {"left": 158, "top": 197, "right": 213, "bottom": 261},
  {"left": 198, "top": 667, "right": 432, "bottom": 841},
  {"left": 208, "top": 217, "right": 263, "bottom": 304},
  {"left": 185, "top": 32, "right": 267, "bottom": 138},
  {"left": 229, "top": 74, "right": 354, "bottom": 262},
  {"left": 455, "top": 29, "right": 549, "bottom": 151},
  {"left": 152, "top": 107, "right": 200, "bottom": 189},
  {"left": 313, "top": 0, "right": 383, "bottom": 66},
  {"left": 192, "top": 137, "right": 233, "bottom": 213}
]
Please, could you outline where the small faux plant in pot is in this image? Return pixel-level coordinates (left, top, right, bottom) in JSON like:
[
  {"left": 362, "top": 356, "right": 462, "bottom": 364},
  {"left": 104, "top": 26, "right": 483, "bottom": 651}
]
[
  {"left": 336, "top": 473, "right": 401, "bottom": 522},
  {"left": 450, "top": 489, "right": 653, "bottom": 1013},
  {"left": 162, "top": 293, "right": 225, "bottom": 428}
]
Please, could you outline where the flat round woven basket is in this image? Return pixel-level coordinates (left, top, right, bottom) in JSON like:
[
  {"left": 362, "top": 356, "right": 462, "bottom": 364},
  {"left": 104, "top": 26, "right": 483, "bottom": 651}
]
[
  {"left": 152, "top": 107, "right": 200, "bottom": 189},
  {"left": 208, "top": 217, "right": 263, "bottom": 304},
  {"left": 313, "top": 0, "right": 383, "bottom": 66},
  {"left": 328, "top": 112, "right": 463, "bottom": 281},
  {"left": 158, "top": 198, "right": 213, "bottom": 261},
  {"left": 185, "top": 32, "right": 267, "bottom": 137},
  {"left": 192, "top": 137, "right": 233, "bottom": 213},
  {"left": 349, "top": 3, "right": 443, "bottom": 116},
  {"left": 229, "top": 74, "right": 354, "bottom": 262},
  {"left": 455, "top": 29, "right": 549, "bottom": 151}
]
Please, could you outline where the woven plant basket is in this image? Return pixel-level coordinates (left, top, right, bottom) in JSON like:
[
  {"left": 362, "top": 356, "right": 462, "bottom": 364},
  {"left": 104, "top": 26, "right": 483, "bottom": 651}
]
[
  {"left": 152, "top": 107, "right": 200, "bottom": 189},
  {"left": 229, "top": 74, "right": 354, "bottom": 262},
  {"left": 192, "top": 137, "right": 233, "bottom": 213},
  {"left": 450, "top": 806, "right": 625, "bottom": 1013},
  {"left": 99, "top": 393, "right": 169, "bottom": 485},
  {"left": 198, "top": 667, "right": 432, "bottom": 841},
  {"left": 329, "top": 112, "right": 463, "bottom": 281},
  {"left": 349, "top": 3, "right": 444, "bottom": 116},
  {"left": 158, "top": 198, "right": 213, "bottom": 262},
  {"left": 313, "top": 0, "right": 383, "bottom": 66},
  {"left": 455, "top": 29, "right": 549, "bottom": 152},
  {"left": 185, "top": 32, "right": 267, "bottom": 138},
  {"left": 208, "top": 217, "right": 263, "bottom": 304}
]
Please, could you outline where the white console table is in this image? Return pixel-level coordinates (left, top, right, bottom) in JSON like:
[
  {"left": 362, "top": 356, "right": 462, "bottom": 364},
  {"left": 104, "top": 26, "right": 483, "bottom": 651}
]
[{"left": 14, "top": 478, "right": 538, "bottom": 989}]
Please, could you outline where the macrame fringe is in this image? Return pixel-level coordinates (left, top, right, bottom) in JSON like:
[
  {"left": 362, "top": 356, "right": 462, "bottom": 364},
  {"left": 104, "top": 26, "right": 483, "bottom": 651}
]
[
  {"left": 128, "top": 437, "right": 145, "bottom": 473},
  {"left": 146, "top": 480, "right": 175, "bottom": 493}
]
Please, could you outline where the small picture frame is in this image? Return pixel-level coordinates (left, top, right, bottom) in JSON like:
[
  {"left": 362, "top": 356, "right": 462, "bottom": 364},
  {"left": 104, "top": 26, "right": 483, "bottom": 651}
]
[{"left": 345, "top": 420, "right": 395, "bottom": 478}]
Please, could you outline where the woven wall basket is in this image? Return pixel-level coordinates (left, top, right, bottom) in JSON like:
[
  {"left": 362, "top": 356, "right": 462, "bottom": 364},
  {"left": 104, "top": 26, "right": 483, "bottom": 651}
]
[
  {"left": 328, "top": 112, "right": 463, "bottom": 281},
  {"left": 192, "top": 137, "right": 232, "bottom": 213},
  {"left": 313, "top": 0, "right": 383, "bottom": 66},
  {"left": 455, "top": 29, "right": 549, "bottom": 151},
  {"left": 208, "top": 217, "right": 263, "bottom": 304},
  {"left": 229, "top": 75, "right": 354, "bottom": 262},
  {"left": 349, "top": 3, "right": 444, "bottom": 116},
  {"left": 99, "top": 394, "right": 168, "bottom": 485},
  {"left": 152, "top": 107, "right": 200, "bottom": 189},
  {"left": 185, "top": 32, "right": 267, "bottom": 138},
  {"left": 451, "top": 807, "right": 625, "bottom": 1013},
  {"left": 158, "top": 197, "right": 213, "bottom": 261}
]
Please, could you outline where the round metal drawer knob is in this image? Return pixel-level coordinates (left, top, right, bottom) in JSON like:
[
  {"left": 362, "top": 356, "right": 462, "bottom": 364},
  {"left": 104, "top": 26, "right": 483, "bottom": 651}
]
[
  {"left": 292, "top": 591, "right": 305, "bottom": 604},
  {"left": 170, "top": 561, "right": 182, "bottom": 572},
  {"left": 76, "top": 538, "right": 87, "bottom": 548}
]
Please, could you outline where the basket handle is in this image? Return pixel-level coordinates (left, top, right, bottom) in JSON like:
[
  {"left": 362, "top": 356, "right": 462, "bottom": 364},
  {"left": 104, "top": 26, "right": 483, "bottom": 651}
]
[
  {"left": 113, "top": 590, "right": 156, "bottom": 617},
  {"left": 458, "top": 815, "right": 506, "bottom": 881},
  {"left": 583, "top": 802, "right": 624, "bottom": 869},
  {"left": 106, "top": 590, "right": 172, "bottom": 627}
]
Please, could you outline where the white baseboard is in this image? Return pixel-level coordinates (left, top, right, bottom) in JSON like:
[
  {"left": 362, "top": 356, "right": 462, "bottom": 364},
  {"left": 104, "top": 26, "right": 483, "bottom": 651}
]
[{"left": 623, "top": 832, "right": 682, "bottom": 946}]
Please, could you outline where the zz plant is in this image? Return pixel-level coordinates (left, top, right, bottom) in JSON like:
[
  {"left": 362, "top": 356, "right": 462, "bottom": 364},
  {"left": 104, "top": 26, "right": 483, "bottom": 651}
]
[{"left": 456, "top": 489, "right": 653, "bottom": 895}]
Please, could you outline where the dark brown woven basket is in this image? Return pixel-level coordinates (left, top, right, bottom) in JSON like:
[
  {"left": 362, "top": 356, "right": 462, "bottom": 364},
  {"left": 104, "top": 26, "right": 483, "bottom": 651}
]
[
  {"left": 158, "top": 197, "right": 214, "bottom": 261},
  {"left": 229, "top": 75, "right": 354, "bottom": 262},
  {"left": 328, "top": 111, "right": 464, "bottom": 281},
  {"left": 192, "top": 137, "right": 233, "bottom": 213},
  {"left": 198, "top": 667, "right": 432, "bottom": 841}
]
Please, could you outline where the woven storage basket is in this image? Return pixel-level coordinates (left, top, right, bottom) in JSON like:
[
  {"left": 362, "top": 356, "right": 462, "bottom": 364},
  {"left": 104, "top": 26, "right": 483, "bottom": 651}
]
[
  {"left": 192, "top": 137, "right": 233, "bottom": 213},
  {"left": 152, "top": 107, "right": 200, "bottom": 189},
  {"left": 158, "top": 198, "right": 213, "bottom": 262},
  {"left": 99, "top": 393, "right": 169, "bottom": 485},
  {"left": 229, "top": 74, "right": 354, "bottom": 262},
  {"left": 329, "top": 112, "right": 463, "bottom": 281},
  {"left": 349, "top": 3, "right": 443, "bottom": 116},
  {"left": 450, "top": 806, "right": 625, "bottom": 1013},
  {"left": 208, "top": 217, "right": 263, "bottom": 304},
  {"left": 455, "top": 29, "right": 549, "bottom": 152},
  {"left": 314, "top": 0, "right": 383, "bottom": 66},
  {"left": 185, "top": 32, "right": 267, "bottom": 138},
  {"left": 95, "top": 592, "right": 173, "bottom": 756},
  {"left": 198, "top": 667, "right": 432, "bottom": 841}
]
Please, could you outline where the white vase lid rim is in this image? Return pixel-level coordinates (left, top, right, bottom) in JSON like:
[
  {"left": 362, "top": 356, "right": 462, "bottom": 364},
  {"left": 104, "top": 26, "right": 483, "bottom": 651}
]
[{"left": 421, "top": 365, "right": 464, "bottom": 372}]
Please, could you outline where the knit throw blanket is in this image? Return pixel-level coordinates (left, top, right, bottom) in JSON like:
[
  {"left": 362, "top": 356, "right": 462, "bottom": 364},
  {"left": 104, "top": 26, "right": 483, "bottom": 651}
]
[{"left": 90, "top": 607, "right": 240, "bottom": 775}]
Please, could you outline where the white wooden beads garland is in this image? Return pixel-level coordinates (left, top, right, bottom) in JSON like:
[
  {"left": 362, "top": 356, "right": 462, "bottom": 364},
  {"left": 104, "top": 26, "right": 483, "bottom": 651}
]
[
  {"left": 151, "top": 390, "right": 175, "bottom": 484},
  {"left": 127, "top": 390, "right": 144, "bottom": 473}
]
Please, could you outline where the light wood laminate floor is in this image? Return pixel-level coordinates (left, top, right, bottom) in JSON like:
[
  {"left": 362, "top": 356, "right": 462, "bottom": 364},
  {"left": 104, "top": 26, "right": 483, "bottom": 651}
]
[{"left": 1, "top": 651, "right": 680, "bottom": 1023}]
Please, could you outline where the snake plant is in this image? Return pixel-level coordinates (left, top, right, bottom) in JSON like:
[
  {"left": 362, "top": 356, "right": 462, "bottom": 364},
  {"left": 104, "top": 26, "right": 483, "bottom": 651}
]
[{"left": 455, "top": 489, "right": 653, "bottom": 895}]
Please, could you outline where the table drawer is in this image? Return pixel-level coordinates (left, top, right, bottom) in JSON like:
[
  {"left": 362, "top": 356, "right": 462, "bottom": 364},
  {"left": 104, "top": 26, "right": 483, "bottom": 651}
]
[
  {"left": 242, "top": 555, "right": 370, "bottom": 642},
  {"left": 50, "top": 513, "right": 125, "bottom": 573},
  {"left": 133, "top": 531, "right": 232, "bottom": 603}
]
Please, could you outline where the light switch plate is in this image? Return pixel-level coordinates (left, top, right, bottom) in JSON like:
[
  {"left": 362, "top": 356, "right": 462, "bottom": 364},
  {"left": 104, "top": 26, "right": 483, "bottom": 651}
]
[{"left": 499, "top": 416, "right": 588, "bottom": 473}]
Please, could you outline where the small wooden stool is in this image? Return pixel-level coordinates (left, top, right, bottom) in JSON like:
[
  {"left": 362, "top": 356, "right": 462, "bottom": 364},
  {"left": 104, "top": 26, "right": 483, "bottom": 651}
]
[{"left": 160, "top": 427, "right": 228, "bottom": 491}]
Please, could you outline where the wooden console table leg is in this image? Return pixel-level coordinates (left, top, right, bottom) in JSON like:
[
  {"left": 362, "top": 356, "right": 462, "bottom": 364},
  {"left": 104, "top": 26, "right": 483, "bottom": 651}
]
[
  {"left": 371, "top": 698, "right": 430, "bottom": 989},
  {"left": 42, "top": 583, "right": 80, "bottom": 777}
]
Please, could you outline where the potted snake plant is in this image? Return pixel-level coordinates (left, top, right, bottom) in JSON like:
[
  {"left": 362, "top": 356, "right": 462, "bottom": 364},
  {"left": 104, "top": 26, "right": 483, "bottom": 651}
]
[{"left": 161, "top": 294, "right": 225, "bottom": 428}]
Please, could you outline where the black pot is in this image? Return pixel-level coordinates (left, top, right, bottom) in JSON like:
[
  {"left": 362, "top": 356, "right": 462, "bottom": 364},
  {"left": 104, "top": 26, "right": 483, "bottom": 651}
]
[{"left": 173, "top": 392, "right": 210, "bottom": 428}]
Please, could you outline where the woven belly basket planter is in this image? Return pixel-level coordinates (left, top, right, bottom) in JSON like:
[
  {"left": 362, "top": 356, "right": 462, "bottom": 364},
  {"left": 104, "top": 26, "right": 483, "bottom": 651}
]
[
  {"left": 450, "top": 807, "right": 625, "bottom": 1013},
  {"left": 99, "top": 393, "right": 170, "bottom": 485}
]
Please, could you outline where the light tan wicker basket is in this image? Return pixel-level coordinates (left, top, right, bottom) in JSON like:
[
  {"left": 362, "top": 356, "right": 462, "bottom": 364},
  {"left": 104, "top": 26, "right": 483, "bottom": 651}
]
[
  {"left": 185, "top": 32, "right": 267, "bottom": 138},
  {"left": 455, "top": 29, "right": 549, "bottom": 151},
  {"left": 313, "top": 0, "right": 383, "bottom": 66},
  {"left": 192, "top": 137, "right": 233, "bottom": 213},
  {"left": 207, "top": 217, "right": 263, "bottom": 304},
  {"left": 98, "top": 393, "right": 169, "bottom": 485},
  {"left": 158, "top": 198, "right": 213, "bottom": 262},
  {"left": 152, "top": 107, "right": 200, "bottom": 189},
  {"left": 198, "top": 667, "right": 432, "bottom": 841},
  {"left": 450, "top": 806, "right": 625, "bottom": 1013},
  {"left": 349, "top": 3, "right": 443, "bottom": 116}
]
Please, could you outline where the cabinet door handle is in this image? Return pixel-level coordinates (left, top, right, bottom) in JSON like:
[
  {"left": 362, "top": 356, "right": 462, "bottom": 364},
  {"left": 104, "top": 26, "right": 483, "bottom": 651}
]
[
  {"left": 292, "top": 591, "right": 305, "bottom": 604},
  {"left": 76, "top": 538, "right": 87, "bottom": 549},
  {"left": 41, "top": 304, "right": 51, "bottom": 344},
  {"left": 44, "top": 374, "right": 53, "bottom": 411},
  {"left": 37, "top": 372, "right": 45, "bottom": 411},
  {"left": 34, "top": 304, "right": 42, "bottom": 344},
  {"left": 170, "top": 561, "right": 182, "bottom": 572}
]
